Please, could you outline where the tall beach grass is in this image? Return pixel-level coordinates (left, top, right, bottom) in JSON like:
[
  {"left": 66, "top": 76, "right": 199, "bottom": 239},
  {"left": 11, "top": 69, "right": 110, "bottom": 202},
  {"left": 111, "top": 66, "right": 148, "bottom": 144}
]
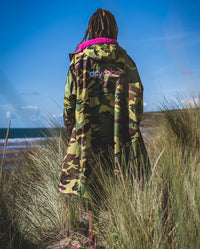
[
  {"left": 1, "top": 96, "right": 200, "bottom": 248},
  {"left": 98, "top": 96, "right": 200, "bottom": 248}
]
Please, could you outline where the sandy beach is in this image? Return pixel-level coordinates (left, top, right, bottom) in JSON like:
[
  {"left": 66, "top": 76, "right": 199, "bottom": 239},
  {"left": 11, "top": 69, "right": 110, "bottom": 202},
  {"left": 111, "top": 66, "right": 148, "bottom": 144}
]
[
  {"left": 0, "top": 139, "right": 44, "bottom": 170},
  {"left": 0, "top": 146, "right": 28, "bottom": 170}
]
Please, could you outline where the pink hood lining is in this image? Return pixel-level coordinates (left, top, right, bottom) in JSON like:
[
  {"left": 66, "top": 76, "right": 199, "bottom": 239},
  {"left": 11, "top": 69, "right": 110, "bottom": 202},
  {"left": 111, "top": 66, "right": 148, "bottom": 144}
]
[{"left": 74, "top": 37, "right": 119, "bottom": 54}]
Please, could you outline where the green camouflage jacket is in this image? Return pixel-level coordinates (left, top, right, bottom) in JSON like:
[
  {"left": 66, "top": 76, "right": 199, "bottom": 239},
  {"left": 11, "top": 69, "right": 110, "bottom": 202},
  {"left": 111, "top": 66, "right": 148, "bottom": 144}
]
[{"left": 59, "top": 38, "right": 149, "bottom": 198}]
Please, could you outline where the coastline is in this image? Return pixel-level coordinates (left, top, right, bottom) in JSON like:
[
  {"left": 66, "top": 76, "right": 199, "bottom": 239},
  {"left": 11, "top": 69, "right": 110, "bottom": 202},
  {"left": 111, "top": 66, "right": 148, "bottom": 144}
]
[
  {"left": 0, "top": 112, "right": 158, "bottom": 170},
  {"left": 0, "top": 138, "right": 46, "bottom": 170},
  {"left": 0, "top": 128, "right": 155, "bottom": 171},
  {"left": 0, "top": 148, "right": 27, "bottom": 170}
]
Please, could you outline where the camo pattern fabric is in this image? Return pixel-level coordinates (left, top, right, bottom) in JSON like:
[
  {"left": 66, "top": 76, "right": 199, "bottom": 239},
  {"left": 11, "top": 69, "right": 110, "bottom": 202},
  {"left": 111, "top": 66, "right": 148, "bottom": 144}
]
[{"left": 59, "top": 41, "right": 149, "bottom": 198}]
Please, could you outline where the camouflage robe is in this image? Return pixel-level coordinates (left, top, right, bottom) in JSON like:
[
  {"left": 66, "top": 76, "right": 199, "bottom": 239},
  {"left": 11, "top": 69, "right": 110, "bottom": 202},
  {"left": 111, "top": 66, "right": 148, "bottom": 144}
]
[{"left": 59, "top": 38, "right": 149, "bottom": 198}]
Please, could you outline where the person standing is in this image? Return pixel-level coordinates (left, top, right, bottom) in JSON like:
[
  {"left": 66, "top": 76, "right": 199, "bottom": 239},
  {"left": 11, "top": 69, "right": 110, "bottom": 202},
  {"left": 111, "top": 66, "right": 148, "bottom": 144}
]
[{"left": 59, "top": 8, "right": 150, "bottom": 248}]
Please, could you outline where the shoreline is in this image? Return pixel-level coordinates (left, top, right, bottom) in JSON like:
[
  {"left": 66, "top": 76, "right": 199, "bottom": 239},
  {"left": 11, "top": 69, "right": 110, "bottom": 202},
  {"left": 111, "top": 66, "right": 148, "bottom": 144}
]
[
  {"left": 0, "top": 126, "right": 155, "bottom": 171},
  {"left": 0, "top": 147, "right": 28, "bottom": 170},
  {"left": 0, "top": 139, "right": 46, "bottom": 170}
]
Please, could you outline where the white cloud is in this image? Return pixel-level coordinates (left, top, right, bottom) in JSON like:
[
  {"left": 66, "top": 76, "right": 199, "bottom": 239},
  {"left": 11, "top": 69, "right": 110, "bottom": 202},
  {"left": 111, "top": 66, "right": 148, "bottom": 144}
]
[
  {"left": 143, "top": 102, "right": 148, "bottom": 107},
  {"left": 21, "top": 105, "right": 39, "bottom": 110},
  {"left": 6, "top": 111, "right": 11, "bottom": 118},
  {"left": 6, "top": 111, "right": 16, "bottom": 119},
  {"left": 52, "top": 113, "right": 63, "bottom": 118},
  {"left": 0, "top": 104, "right": 43, "bottom": 127},
  {"left": 20, "top": 105, "right": 40, "bottom": 120},
  {"left": 180, "top": 97, "right": 200, "bottom": 107}
]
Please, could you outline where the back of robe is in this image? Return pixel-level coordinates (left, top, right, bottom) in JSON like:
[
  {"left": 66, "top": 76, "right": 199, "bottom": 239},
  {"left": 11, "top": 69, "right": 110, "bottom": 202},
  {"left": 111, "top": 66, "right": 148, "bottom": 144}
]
[{"left": 59, "top": 42, "right": 149, "bottom": 198}]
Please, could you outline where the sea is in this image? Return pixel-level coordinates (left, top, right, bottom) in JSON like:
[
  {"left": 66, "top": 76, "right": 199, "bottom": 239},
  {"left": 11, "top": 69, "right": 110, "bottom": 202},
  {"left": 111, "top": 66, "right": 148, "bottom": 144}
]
[
  {"left": 0, "top": 126, "right": 151, "bottom": 150},
  {"left": 0, "top": 128, "right": 56, "bottom": 169},
  {"left": 0, "top": 128, "right": 52, "bottom": 151},
  {"left": 0, "top": 127, "right": 151, "bottom": 170}
]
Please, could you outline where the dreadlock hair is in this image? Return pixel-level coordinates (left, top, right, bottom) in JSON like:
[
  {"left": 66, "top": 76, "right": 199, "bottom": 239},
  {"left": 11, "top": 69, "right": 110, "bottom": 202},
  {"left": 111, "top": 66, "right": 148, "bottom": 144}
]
[{"left": 75, "top": 8, "right": 118, "bottom": 51}]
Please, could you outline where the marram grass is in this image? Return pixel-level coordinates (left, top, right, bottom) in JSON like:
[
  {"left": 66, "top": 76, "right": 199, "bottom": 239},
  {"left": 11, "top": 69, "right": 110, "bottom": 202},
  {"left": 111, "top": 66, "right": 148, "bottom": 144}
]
[{"left": 1, "top": 97, "right": 200, "bottom": 248}]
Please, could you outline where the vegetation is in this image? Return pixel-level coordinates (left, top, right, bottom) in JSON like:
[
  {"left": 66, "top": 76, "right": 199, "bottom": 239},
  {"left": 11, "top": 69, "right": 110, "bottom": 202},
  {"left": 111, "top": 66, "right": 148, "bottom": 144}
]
[{"left": 1, "top": 97, "right": 200, "bottom": 249}]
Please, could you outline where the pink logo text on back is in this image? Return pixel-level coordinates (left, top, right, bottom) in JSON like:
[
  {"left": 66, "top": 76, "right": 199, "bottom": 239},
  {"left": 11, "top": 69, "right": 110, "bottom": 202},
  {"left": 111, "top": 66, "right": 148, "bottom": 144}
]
[{"left": 89, "top": 69, "right": 121, "bottom": 79}]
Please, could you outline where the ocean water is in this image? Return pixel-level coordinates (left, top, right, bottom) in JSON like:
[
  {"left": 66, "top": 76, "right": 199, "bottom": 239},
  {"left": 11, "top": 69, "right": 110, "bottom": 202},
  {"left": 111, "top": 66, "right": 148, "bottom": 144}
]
[
  {"left": 0, "top": 128, "right": 52, "bottom": 150},
  {"left": 0, "top": 127, "right": 149, "bottom": 151},
  {"left": 0, "top": 128, "right": 51, "bottom": 139},
  {"left": 0, "top": 127, "right": 150, "bottom": 169}
]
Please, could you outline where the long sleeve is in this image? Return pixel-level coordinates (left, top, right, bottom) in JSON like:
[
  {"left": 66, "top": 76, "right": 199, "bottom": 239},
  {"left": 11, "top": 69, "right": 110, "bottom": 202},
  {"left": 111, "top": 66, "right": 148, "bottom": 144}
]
[
  {"left": 128, "top": 62, "right": 150, "bottom": 175},
  {"left": 63, "top": 64, "right": 77, "bottom": 137},
  {"left": 114, "top": 59, "right": 144, "bottom": 171},
  {"left": 128, "top": 64, "right": 144, "bottom": 138}
]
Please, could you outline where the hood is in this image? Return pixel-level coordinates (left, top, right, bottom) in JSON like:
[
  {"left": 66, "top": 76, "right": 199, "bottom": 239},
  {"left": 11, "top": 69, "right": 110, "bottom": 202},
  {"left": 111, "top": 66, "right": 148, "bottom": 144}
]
[
  {"left": 69, "top": 37, "right": 127, "bottom": 61},
  {"left": 83, "top": 43, "right": 121, "bottom": 60}
]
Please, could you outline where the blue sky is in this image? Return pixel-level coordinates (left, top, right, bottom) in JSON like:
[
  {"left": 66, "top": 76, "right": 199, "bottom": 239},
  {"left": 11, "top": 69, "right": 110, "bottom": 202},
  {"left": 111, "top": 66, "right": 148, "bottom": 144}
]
[{"left": 0, "top": 0, "right": 200, "bottom": 128}]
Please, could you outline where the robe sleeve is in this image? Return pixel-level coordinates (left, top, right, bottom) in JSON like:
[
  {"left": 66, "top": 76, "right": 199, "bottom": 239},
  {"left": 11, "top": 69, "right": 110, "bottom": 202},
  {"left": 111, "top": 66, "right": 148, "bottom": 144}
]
[
  {"left": 63, "top": 63, "right": 77, "bottom": 137},
  {"left": 128, "top": 63, "right": 150, "bottom": 176},
  {"left": 128, "top": 63, "right": 144, "bottom": 138}
]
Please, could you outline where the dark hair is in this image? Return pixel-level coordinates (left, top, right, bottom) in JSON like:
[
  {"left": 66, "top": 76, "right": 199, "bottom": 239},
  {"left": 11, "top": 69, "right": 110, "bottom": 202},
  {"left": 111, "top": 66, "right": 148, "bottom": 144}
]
[{"left": 75, "top": 8, "right": 118, "bottom": 51}]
